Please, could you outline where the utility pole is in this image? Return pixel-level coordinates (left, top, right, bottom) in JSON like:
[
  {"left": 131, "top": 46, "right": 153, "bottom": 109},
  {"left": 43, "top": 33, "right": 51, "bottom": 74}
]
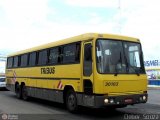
[{"left": 118, "top": 0, "right": 122, "bottom": 34}]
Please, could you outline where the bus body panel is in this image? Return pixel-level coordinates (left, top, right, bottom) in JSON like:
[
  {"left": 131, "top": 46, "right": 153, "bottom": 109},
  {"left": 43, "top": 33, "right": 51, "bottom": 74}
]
[
  {"left": 94, "top": 74, "right": 147, "bottom": 95},
  {"left": 6, "top": 64, "right": 81, "bottom": 92}
]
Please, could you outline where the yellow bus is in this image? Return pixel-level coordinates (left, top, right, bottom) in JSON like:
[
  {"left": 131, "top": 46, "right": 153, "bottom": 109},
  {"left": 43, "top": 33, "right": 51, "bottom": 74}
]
[{"left": 6, "top": 33, "right": 148, "bottom": 112}]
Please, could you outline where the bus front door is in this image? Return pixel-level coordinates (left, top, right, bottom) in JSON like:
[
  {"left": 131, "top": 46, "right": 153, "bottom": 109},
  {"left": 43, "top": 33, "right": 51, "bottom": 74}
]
[{"left": 82, "top": 41, "right": 94, "bottom": 106}]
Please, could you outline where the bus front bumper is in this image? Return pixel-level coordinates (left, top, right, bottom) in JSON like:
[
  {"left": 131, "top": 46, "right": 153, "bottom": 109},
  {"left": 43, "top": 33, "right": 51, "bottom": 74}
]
[{"left": 79, "top": 93, "right": 148, "bottom": 108}]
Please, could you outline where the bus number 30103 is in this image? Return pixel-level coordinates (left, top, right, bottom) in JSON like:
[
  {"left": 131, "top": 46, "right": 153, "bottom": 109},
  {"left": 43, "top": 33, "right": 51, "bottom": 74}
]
[{"left": 105, "top": 82, "right": 119, "bottom": 86}]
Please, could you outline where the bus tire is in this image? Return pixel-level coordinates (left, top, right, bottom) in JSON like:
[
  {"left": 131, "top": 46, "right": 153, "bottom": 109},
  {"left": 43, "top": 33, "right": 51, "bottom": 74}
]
[
  {"left": 66, "top": 90, "right": 78, "bottom": 112},
  {"left": 22, "top": 85, "right": 29, "bottom": 100},
  {"left": 15, "top": 84, "right": 22, "bottom": 99}
]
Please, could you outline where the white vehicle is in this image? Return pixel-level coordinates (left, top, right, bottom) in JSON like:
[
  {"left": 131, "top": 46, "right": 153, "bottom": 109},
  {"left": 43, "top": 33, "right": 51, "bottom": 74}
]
[{"left": 0, "top": 77, "right": 6, "bottom": 89}]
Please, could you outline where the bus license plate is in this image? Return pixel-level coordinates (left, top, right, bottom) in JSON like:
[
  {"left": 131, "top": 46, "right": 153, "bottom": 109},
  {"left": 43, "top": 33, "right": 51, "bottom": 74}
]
[{"left": 124, "top": 99, "right": 133, "bottom": 103}]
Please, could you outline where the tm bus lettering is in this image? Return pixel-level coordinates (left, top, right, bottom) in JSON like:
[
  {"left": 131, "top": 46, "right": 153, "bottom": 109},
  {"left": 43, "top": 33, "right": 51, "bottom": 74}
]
[{"left": 41, "top": 67, "right": 55, "bottom": 74}]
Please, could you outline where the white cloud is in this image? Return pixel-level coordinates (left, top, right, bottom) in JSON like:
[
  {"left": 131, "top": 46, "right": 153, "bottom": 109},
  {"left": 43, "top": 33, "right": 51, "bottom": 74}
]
[
  {"left": 65, "top": 0, "right": 119, "bottom": 8},
  {"left": 114, "top": 0, "right": 160, "bottom": 60},
  {"left": 87, "top": 13, "right": 103, "bottom": 25},
  {"left": 0, "top": 0, "right": 48, "bottom": 26},
  {"left": 0, "top": 0, "right": 118, "bottom": 51},
  {"left": 0, "top": 0, "right": 50, "bottom": 51},
  {"left": 0, "top": 0, "right": 160, "bottom": 62}
]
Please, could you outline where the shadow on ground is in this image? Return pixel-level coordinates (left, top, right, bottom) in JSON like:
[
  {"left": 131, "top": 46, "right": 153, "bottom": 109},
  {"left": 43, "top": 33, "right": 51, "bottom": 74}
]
[{"left": 5, "top": 92, "right": 136, "bottom": 120}]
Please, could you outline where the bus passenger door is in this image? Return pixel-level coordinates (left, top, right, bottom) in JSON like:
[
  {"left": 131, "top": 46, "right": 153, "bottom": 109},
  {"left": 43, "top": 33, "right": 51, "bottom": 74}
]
[{"left": 82, "top": 41, "right": 93, "bottom": 95}]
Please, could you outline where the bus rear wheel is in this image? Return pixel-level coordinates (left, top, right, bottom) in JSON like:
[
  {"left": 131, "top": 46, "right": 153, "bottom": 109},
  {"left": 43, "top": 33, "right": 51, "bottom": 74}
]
[
  {"left": 66, "top": 90, "right": 78, "bottom": 112},
  {"left": 21, "top": 85, "right": 28, "bottom": 100},
  {"left": 15, "top": 84, "right": 21, "bottom": 99}
]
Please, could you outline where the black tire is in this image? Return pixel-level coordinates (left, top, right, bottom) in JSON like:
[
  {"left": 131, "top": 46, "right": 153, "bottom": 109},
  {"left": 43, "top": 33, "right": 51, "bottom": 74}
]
[
  {"left": 21, "top": 85, "right": 29, "bottom": 100},
  {"left": 15, "top": 84, "right": 22, "bottom": 99},
  {"left": 66, "top": 90, "right": 78, "bottom": 112}
]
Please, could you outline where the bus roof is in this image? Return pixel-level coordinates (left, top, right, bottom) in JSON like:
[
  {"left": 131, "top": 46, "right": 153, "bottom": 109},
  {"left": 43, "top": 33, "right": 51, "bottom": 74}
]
[{"left": 8, "top": 33, "right": 139, "bottom": 57}]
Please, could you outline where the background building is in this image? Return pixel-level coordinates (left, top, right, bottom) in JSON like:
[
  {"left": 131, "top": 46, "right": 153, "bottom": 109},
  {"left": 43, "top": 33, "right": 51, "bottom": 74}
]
[{"left": 144, "top": 60, "right": 160, "bottom": 86}]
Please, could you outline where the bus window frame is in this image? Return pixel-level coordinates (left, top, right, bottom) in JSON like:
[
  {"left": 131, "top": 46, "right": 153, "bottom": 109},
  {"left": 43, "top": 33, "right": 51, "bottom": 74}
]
[{"left": 7, "top": 41, "right": 82, "bottom": 69}]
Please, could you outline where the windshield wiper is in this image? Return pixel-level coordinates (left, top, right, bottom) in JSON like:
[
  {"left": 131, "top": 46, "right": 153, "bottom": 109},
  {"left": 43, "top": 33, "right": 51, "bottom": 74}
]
[
  {"left": 114, "top": 72, "right": 118, "bottom": 76},
  {"left": 129, "top": 65, "right": 140, "bottom": 76},
  {"left": 125, "top": 57, "right": 140, "bottom": 76},
  {"left": 134, "top": 67, "right": 140, "bottom": 76}
]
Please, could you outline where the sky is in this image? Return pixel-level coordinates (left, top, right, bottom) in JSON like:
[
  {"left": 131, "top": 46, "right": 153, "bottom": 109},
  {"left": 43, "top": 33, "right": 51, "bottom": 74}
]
[{"left": 0, "top": 0, "right": 160, "bottom": 72}]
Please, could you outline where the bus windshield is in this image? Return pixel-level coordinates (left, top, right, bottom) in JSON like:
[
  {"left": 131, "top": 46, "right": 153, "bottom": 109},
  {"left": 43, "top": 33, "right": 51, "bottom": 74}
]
[{"left": 96, "top": 39, "right": 145, "bottom": 74}]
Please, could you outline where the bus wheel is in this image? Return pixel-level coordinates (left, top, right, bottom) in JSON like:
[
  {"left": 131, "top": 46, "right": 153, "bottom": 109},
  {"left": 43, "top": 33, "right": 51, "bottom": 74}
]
[
  {"left": 66, "top": 90, "right": 78, "bottom": 112},
  {"left": 15, "top": 84, "right": 21, "bottom": 99},
  {"left": 22, "top": 85, "right": 28, "bottom": 100}
]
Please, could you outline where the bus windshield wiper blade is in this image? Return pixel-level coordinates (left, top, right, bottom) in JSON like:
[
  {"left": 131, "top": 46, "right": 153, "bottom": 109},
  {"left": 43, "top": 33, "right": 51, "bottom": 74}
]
[{"left": 135, "top": 67, "right": 140, "bottom": 76}]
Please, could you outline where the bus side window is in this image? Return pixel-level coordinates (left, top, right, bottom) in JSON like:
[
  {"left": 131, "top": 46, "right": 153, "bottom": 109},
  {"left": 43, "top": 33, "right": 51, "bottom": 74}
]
[
  {"left": 20, "top": 54, "right": 28, "bottom": 67},
  {"left": 7, "top": 57, "right": 13, "bottom": 68},
  {"left": 38, "top": 50, "right": 48, "bottom": 65},
  {"left": 13, "top": 56, "right": 19, "bottom": 68},
  {"left": 49, "top": 47, "right": 60, "bottom": 64},
  {"left": 62, "top": 43, "right": 77, "bottom": 64},
  {"left": 29, "top": 52, "right": 37, "bottom": 66},
  {"left": 75, "top": 42, "right": 81, "bottom": 62}
]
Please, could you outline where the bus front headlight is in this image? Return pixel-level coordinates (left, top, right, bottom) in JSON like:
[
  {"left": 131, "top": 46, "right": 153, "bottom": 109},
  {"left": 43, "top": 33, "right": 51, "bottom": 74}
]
[
  {"left": 142, "top": 96, "right": 146, "bottom": 101},
  {"left": 110, "top": 99, "right": 114, "bottom": 103},
  {"left": 104, "top": 99, "right": 109, "bottom": 104}
]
